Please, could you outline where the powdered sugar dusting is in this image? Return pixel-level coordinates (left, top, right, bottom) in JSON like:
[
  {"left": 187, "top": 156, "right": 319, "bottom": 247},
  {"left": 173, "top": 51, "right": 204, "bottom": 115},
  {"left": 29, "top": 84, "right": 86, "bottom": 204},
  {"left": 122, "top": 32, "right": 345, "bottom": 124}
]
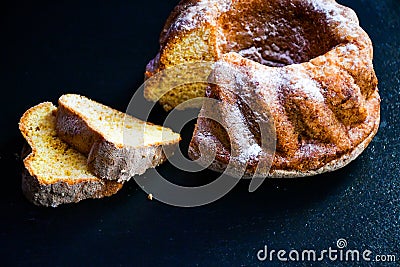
[
  {"left": 239, "top": 46, "right": 295, "bottom": 67},
  {"left": 289, "top": 70, "right": 325, "bottom": 102},
  {"left": 238, "top": 143, "right": 262, "bottom": 163},
  {"left": 311, "top": 0, "right": 359, "bottom": 35},
  {"left": 172, "top": 0, "right": 232, "bottom": 32}
]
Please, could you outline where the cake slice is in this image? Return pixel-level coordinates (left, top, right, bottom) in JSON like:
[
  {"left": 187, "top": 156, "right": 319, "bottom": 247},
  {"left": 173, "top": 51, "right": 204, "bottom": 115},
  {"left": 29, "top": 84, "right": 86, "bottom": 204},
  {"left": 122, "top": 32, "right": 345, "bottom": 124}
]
[
  {"left": 56, "top": 94, "right": 181, "bottom": 182},
  {"left": 19, "top": 102, "right": 123, "bottom": 207}
]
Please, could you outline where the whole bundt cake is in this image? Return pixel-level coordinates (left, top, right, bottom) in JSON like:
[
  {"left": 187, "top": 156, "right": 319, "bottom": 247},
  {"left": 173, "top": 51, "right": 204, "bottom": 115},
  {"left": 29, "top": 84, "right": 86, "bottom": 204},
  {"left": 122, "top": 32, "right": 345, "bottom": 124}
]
[{"left": 145, "top": 0, "right": 380, "bottom": 177}]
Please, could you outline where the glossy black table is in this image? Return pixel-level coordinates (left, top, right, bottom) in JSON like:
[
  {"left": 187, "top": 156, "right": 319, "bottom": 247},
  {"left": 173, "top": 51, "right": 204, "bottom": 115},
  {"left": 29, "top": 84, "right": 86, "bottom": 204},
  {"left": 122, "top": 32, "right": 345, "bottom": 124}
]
[{"left": 1, "top": 0, "right": 399, "bottom": 266}]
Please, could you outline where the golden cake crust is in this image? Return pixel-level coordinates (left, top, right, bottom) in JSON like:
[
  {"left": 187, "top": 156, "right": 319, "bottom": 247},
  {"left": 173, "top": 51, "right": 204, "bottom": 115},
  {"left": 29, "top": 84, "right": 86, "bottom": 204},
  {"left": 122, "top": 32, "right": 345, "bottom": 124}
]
[{"left": 145, "top": 0, "right": 380, "bottom": 177}]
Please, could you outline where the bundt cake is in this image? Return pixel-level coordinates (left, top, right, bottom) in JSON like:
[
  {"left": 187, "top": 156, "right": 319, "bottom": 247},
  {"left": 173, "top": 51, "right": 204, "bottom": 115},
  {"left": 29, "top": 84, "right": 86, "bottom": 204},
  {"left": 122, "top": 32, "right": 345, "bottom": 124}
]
[{"left": 145, "top": 0, "right": 380, "bottom": 177}]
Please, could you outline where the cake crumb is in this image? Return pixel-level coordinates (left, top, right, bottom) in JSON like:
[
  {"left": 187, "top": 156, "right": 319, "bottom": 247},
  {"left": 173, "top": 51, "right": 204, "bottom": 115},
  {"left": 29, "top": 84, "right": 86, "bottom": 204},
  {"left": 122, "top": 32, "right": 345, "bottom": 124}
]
[{"left": 147, "top": 194, "right": 153, "bottom": 200}]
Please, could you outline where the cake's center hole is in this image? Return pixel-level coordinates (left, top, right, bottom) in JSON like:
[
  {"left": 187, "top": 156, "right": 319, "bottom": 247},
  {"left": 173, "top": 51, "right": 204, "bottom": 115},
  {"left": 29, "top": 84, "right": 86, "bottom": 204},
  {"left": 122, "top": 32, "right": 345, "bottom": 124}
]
[{"left": 218, "top": 1, "right": 341, "bottom": 67}]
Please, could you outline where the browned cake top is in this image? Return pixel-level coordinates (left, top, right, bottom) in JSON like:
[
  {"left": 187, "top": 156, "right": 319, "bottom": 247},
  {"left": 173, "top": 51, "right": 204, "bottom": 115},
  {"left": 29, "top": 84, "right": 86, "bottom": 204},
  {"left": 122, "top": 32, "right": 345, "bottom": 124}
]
[{"left": 146, "top": 0, "right": 380, "bottom": 176}]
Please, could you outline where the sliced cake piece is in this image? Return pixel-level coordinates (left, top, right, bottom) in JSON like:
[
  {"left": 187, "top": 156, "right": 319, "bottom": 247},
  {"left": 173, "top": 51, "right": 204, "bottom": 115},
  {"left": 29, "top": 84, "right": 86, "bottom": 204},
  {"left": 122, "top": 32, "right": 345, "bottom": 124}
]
[
  {"left": 19, "top": 102, "right": 123, "bottom": 207},
  {"left": 56, "top": 94, "right": 181, "bottom": 182}
]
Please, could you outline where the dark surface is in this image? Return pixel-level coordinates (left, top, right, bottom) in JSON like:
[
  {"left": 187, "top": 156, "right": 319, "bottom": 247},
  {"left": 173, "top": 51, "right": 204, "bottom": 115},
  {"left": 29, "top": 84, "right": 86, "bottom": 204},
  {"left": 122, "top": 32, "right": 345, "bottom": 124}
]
[{"left": 1, "top": 0, "right": 399, "bottom": 266}]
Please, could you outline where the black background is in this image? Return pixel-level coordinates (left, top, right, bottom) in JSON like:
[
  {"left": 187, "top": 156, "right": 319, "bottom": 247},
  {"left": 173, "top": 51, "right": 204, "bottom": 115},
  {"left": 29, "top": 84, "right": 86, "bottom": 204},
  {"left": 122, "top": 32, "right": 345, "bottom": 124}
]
[{"left": 1, "top": 0, "right": 399, "bottom": 266}]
